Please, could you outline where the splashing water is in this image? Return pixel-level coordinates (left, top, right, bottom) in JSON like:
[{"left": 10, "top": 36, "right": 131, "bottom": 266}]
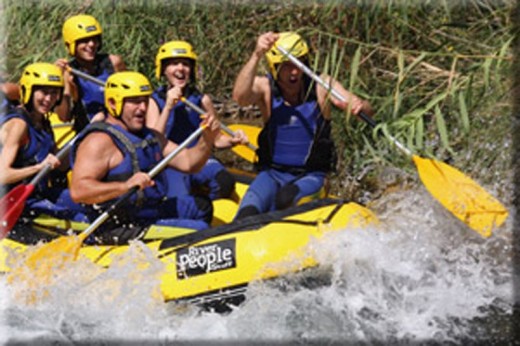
[{"left": 0, "top": 186, "right": 513, "bottom": 344}]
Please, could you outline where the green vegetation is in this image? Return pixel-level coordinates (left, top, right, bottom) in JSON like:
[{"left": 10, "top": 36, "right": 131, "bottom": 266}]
[{"left": 1, "top": 0, "right": 514, "bottom": 202}]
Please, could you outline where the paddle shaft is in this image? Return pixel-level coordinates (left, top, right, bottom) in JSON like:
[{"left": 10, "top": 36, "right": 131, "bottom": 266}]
[
  {"left": 78, "top": 125, "right": 206, "bottom": 241},
  {"left": 180, "top": 97, "right": 258, "bottom": 151},
  {"left": 51, "top": 122, "right": 75, "bottom": 129},
  {"left": 29, "top": 126, "right": 83, "bottom": 185},
  {"left": 276, "top": 46, "right": 412, "bottom": 157},
  {"left": 69, "top": 68, "right": 257, "bottom": 151},
  {"left": 68, "top": 67, "right": 105, "bottom": 86}
]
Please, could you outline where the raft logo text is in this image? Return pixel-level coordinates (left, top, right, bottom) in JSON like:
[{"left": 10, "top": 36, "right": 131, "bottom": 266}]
[{"left": 176, "top": 239, "right": 236, "bottom": 279}]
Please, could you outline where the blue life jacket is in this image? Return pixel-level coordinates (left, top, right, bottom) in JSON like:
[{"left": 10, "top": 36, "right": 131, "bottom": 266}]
[
  {"left": 71, "top": 122, "right": 168, "bottom": 207},
  {"left": 151, "top": 86, "right": 203, "bottom": 148},
  {"left": 69, "top": 54, "right": 114, "bottom": 130},
  {"left": 256, "top": 74, "right": 337, "bottom": 174},
  {"left": 0, "top": 108, "right": 55, "bottom": 194}
]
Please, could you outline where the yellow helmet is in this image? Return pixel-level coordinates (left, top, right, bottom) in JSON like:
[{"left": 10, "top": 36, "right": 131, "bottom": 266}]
[
  {"left": 155, "top": 40, "right": 198, "bottom": 80},
  {"left": 19, "top": 62, "right": 64, "bottom": 105},
  {"left": 62, "top": 14, "right": 103, "bottom": 56},
  {"left": 104, "top": 71, "right": 153, "bottom": 117},
  {"left": 266, "top": 32, "right": 309, "bottom": 80}
]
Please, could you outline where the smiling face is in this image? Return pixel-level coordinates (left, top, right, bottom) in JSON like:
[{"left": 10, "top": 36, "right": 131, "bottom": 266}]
[
  {"left": 75, "top": 35, "right": 101, "bottom": 62},
  {"left": 31, "top": 86, "right": 61, "bottom": 115},
  {"left": 117, "top": 96, "right": 149, "bottom": 133},
  {"left": 163, "top": 58, "right": 193, "bottom": 89}
]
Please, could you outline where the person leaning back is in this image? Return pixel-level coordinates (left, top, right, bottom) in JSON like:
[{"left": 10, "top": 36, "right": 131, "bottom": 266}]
[{"left": 232, "top": 31, "right": 374, "bottom": 219}]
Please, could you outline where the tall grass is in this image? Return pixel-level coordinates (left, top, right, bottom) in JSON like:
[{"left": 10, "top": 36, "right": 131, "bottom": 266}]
[{"left": 1, "top": 0, "right": 514, "bottom": 201}]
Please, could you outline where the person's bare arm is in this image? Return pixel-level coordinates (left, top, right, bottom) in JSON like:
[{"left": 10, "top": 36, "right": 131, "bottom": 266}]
[
  {"left": 146, "top": 97, "right": 161, "bottom": 130},
  {"left": 233, "top": 33, "right": 278, "bottom": 105},
  {"left": 0, "top": 118, "right": 60, "bottom": 184},
  {"left": 233, "top": 32, "right": 279, "bottom": 122},
  {"left": 146, "top": 86, "right": 182, "bottom": 133},
  {"left": 54, "top": 59, "right": 77, "bottom": 122},
  {"left": 157, "top": 110, "right": 220, "bottom": 173},
  {"left": 109, "top": 54, "right": 127, "bottom": 72},
  {"left": 70, "top": 132, "right": 152, "bottom": 204},
  {"left": 317, "top": 74, "right": 374, "bottom": 120},
  {"left": 200, "top": 94, "right": 228, "bottom": 149},
  {"left": 232, "top": 55, "right": 265, "bottom": 108}
]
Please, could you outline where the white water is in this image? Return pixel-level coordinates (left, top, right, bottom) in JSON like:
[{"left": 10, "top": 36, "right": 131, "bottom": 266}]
[{"left": 0, "top": 186, "right": 513, "bottom": 344}]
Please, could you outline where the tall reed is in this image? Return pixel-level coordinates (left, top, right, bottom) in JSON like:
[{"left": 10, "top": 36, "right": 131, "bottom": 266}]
[{"left": 1, "top": 0, "right": 513, "bottom": 200}]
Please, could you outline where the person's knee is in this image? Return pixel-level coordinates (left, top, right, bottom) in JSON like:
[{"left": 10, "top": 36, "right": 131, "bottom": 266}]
[
  {"left": 215, "top": 170, "right": 236, "bottom": 199},
  {"left": 275, "top": 184, "right": 300, "bottom": 210},
  {"left": 235, "top": 205, "right": 260, "bottom": 220}
]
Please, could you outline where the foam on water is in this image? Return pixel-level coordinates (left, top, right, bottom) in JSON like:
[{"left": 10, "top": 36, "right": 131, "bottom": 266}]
[{"left": 1, "top": 186, "right": 514, "bottom": 343}]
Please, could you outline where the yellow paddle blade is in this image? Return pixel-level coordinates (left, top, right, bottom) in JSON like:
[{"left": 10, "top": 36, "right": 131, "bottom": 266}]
[
  {"left": 227, "top": 124, "right": 260, "bottom": 148},
  {"left": 412, "top": 155, "right": 508, "bottom": 237},
  {"left": 9, "top": 235, "right": 84, "bottom": 285},
  {"left": 227, "top": 124, "right": 261, "bottom": 163},
  {"left": 7, "top": 235, "right": 85, "bottom": 304},
  {"left": 231, "top": 145, "right": 256, "bottom": 163}
]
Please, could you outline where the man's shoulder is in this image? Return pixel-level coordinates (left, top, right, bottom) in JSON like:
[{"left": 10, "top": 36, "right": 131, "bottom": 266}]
[
  {"left": 75, "top": 130, "right": 118, "bottom": 159},
  {"left": 81, "top": 127, "right": 115, "bottom": 147}
]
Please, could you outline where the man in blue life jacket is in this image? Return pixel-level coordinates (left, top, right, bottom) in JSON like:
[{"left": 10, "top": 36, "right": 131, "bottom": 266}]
[
  {"left": 0, "top": 63, "right": 87, "bottom": 222},
  {"left": 69, "top": 71, "right": 221, "bottom": 243},
  {"left": 146, "top": 40, "right": 248, "bottom": 200},
  {"left": 232, "top": 32, "right": 374, "bottom": 219},
  {"left": 55, "top": 14, "right": 126, "bottom": 132}
]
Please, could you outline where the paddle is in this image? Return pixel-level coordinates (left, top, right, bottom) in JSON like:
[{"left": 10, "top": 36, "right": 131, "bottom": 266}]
[
  {"left": 180, "top": 97, "right": 259, "bottom": 163},
  {"left": 277, "top": 45, "right": 508, "bottom": 237},
  {"left": 69, "top": 67, "right": 261, "bottom": 163},
  {"left": 0, "top": 125, "right": 86, "bottom": 239},
  {"left": 67, "top": 66, "right": 104, "bottom": 85},
  {"left": 51, "top": 122, "right": 74, "bottom": 129},
  {"left": 226, "top": 123, "right": 260, "bottom": 163},
  {"left": 20, "top": 124, "right": 207, "bottom": 275}
]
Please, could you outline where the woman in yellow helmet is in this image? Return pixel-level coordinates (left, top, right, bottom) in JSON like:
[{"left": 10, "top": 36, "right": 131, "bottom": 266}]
[
  {"left": 232, "top": 32, "right": 374, "bottom": 219},
  {"left": 0, "top": 63, "right": 87, "bottom": 221},
  {"left": 147, "top": 40, "right": 247, "bottom": 201},
  {"left": 54, "top": 14, "right": 126, "bottom": 132}
]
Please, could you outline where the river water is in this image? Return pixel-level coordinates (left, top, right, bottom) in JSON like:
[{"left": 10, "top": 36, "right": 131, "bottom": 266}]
[{"left": 0, "top": 184, "right": 514, "bottom": 344}]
